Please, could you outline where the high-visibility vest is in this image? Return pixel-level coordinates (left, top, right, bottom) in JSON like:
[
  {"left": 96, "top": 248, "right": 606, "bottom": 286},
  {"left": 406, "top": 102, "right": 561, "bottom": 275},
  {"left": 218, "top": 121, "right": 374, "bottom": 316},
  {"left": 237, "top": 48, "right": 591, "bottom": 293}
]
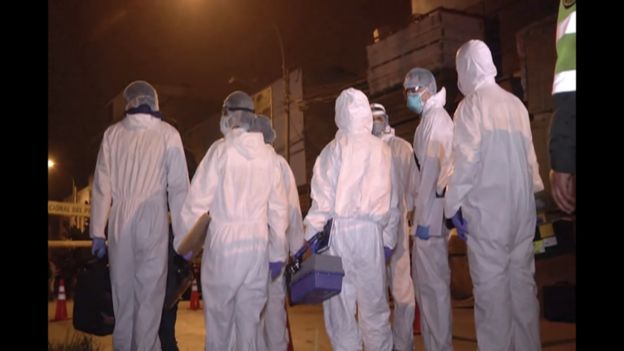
[{"left": 553, "top": 0, "right": 576, "bottom": 94}]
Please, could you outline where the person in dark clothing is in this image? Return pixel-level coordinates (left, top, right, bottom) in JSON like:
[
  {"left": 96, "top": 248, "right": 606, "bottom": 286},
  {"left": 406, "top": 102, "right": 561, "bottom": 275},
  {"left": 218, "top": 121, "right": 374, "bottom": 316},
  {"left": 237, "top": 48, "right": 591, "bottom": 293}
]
[
  {"left": 159, "top": 143, "right": 198, "bottom": 351},
  {"left": 159, "top": 229, "right": 192, "bottom": 351},
  {"left": 549, "top": 0, "right": 576, "bottom": 214}
]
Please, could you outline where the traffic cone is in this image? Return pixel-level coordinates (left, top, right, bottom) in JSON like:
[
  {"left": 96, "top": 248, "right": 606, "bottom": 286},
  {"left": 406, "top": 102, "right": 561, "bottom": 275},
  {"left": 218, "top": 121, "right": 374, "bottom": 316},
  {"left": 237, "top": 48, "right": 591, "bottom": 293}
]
[
  {"left": 189, "top": 278, "right": 200, "bottom": 310},
  {"left": 51, "top": 279, "right": 70, "bottom": 322},
  {"left": 413, "top": 300, "right": 421, "bottom": 335}
]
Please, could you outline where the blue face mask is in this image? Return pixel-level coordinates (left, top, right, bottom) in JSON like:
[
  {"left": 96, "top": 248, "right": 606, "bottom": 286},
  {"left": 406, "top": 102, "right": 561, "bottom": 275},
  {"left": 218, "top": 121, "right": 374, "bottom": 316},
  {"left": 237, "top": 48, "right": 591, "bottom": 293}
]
[{"left": 406, "top": 94, "right": 424, "bottom": 114}]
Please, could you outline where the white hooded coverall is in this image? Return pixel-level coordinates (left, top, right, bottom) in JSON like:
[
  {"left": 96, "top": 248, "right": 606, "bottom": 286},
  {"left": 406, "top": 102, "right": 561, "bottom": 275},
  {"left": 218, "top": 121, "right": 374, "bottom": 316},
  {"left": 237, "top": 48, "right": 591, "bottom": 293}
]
[
  {"left": 304, "top": 88, "right": 398, "bottom": 351},
  {"left": 259, "top": 150, "right": 304, "bottom": 351},
  {"left": 445, "top": 39, "right": 544, "bottom": 351},
  {"left": 380, "top": 127, "right": 417, "bottom": 351},
  {"left": 180, "top": 128, "right": 289, "bottom": 351},
  {"left": 411, "top": 87, "right": 455, "bottom": 351},
  {"left": 90, "top": 114, "right": 190, "bottom": 351}
]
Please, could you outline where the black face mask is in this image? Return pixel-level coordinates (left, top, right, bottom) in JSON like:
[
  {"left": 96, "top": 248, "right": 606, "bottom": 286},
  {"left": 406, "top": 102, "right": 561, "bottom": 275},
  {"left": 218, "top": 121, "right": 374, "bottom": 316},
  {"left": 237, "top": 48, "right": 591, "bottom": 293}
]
[
  {"left": 125, "top": 104, "right": 163, "bottom": 120},
  {"left": 222, "top": 105, "right": 255, "bottom": 116}
]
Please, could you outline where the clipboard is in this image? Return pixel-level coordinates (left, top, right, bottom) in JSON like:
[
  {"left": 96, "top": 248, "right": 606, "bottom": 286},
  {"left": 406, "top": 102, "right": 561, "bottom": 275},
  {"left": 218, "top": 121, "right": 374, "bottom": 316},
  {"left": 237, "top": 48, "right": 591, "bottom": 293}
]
[{"left": 174, "top": 212, "right": 211, "bottom": 257}]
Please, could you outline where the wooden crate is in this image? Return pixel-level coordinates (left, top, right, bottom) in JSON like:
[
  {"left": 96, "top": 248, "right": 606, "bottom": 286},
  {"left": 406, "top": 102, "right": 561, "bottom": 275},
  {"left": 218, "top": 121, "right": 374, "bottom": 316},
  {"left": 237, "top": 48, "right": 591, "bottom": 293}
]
[
  {"left": 367, "top": 40, "right": 467, "bottom": 95},
  {"left": 367, "top": 8, "right": 484, "bottom": 69},
  {"left": 516, "top": 15, "right": 557, "bottom": 114},
  {"left": 498, "top": 0, "right": 558, "bottom": 78}
]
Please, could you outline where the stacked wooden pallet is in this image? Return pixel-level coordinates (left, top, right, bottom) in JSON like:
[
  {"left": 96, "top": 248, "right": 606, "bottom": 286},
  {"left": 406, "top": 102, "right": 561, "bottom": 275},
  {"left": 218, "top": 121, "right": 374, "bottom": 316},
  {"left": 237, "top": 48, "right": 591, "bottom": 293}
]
[{"left": 367, "top": 8, "right": 485, "bottom": 95}]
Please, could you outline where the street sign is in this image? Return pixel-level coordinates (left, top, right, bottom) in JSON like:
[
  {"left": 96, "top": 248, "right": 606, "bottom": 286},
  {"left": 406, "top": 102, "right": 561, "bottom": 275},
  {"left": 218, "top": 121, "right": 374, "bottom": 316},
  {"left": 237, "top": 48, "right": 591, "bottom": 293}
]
[{"left": 48, "top": 201, "right": 90, "bottom": 217}]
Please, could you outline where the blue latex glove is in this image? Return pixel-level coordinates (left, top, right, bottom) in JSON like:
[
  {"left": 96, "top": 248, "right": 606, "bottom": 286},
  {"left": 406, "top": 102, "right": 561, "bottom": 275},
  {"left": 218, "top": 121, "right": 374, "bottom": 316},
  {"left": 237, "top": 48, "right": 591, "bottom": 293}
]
[
  {"left": 415, "top": 225, "right": 430, "bottom": 240},
  {"left": 451, "top": 209, "right": 468, "bottom": 241},
  {"left": 269, "top": 261, "right": 284, "bottom": 280},
  {"left": 91, "top": 238, "right": 107, "bottom": 259},
  {"left": 383, "top": 246, "right": 394, "bottom": 263},
  {"left": 183, "top": 251, "right": 193, "bottom": 261}
]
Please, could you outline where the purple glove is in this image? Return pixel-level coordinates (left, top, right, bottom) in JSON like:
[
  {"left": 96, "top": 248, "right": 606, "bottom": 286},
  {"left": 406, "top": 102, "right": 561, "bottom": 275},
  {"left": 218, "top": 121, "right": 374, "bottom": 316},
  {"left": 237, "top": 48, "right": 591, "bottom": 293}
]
[
  {"left": 91, "top": 238, "right": 107, "bottom": 259},
  {"left": 269, "top": 261, "right": 284, "bottom": 280},
  {"left": 383, "top": 246, "right": 394, "bottom": 263},
  {"left": 451, "top": 209, "right": 468, "bottom": 241},
  {"left": 415, "top": 225, "right": 430, "bottom": 240},
  {"left": 182, "top": 251, "right": 193, "bottom": 261}
]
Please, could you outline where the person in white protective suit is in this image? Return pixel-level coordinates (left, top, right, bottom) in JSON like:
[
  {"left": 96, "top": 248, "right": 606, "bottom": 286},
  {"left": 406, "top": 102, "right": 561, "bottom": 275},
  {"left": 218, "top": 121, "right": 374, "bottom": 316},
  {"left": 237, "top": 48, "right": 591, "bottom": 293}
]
[
  {"left": 252, "top": 115, "right": 305, "bottom": 351},
  {"left": 445, "top": 39, "right": 544, "bottom": 351},
  {"left": 179, "top": 91, "right": 289, "bottom": 351},
  {"left": 370, "top": 102, "right": 417, "bottom": 351},
  {"left": 90, "top": 80, "right": 190, "bottom": 351},
  {"left": 303, "top": 87, "right": 399, "bottom": 351},
  {"left": 403, "top": 67, "right": 455, "bottom": 351}
]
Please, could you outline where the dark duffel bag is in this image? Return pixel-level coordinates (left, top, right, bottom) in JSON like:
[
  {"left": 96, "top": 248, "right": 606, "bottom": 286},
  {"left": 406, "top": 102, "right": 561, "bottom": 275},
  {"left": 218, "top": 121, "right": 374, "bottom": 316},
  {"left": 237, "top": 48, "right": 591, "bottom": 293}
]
[
  {"left": 543, "top": 282, "right": 576, "bottom": 323},
  {"left": 73, "top": 256, "right": 115, "bottom": 336},
  {"left": 163, "top": 246, "right": 194, "bottom": 310}
]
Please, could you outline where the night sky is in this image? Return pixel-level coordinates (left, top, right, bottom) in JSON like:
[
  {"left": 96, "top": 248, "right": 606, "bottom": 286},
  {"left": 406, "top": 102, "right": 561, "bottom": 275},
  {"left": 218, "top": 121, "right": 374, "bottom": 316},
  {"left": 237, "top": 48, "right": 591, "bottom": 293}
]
[{"left": 48, "top": 0, "right": 411, "bottom": 199}]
